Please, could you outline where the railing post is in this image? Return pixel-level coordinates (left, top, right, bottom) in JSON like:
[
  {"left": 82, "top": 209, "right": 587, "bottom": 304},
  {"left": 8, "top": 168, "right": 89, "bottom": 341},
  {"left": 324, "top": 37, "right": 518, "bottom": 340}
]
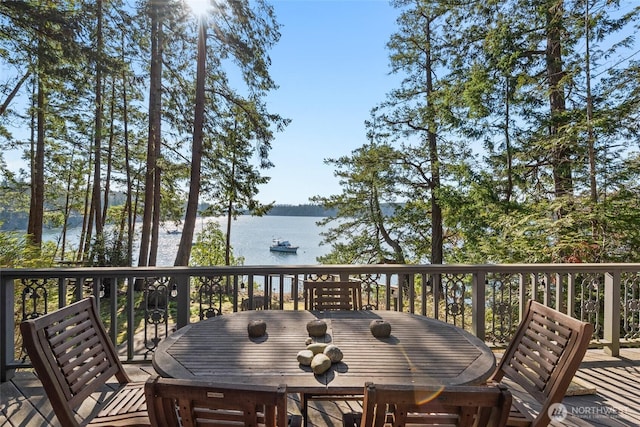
[
  {"left": 472, "top": 271, "right": 486, "bottom": 341},
  {"left": 0, "top": 274, "right": 16, "bottom": 382},
  {"left": 543, "top": 272, "right": 552, "bottom": 307},
  {"left": 431, "top": 274, "right": 438, "bottom": 318},
  {"left": 567, "top": 273, "right": 576, "bottom": 316},
  {"left": 127, "top": 275, "right": 136, "bottom": 360},
  {"left": 233, "top": 275, "right": 240, "bottom": 312},
  {"left": 408, "top": 274, "right": 415, "bottom": 314},
  {"left": 519, "top": 274, "right": 527, "bottom": 322},
  {"left": 176, "top": 274, "right": 190, "bottom": 329},
  {"left": 555, "top": 272, "right": 563, "bottom": 313},
  {"left": 604, "top": 271, "right": 620, "bottom": 357}
]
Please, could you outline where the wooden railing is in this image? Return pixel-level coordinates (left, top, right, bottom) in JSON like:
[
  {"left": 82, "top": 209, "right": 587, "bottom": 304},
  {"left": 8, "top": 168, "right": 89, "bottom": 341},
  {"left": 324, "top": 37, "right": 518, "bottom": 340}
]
[{"left": 2, "top": 263, "right": 639, "bottom": 382}]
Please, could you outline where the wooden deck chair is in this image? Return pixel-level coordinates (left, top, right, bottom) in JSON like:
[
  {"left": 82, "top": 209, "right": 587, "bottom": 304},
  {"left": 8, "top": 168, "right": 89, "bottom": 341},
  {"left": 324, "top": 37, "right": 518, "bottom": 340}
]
[
  {"left": 303, "top": 281, "right": 362, "bottom": 310},
  {"left": 20, "top": 296, "right": 149, "bottom": 426},
  {"left": 490, "top": 300, "right": 594, "bottom": 427},
  {"left": 343, "top": 382, "right": 512, "bottom": 427},
  {"left": 145, "top": 377, "right": 298, "bottom": 427}
]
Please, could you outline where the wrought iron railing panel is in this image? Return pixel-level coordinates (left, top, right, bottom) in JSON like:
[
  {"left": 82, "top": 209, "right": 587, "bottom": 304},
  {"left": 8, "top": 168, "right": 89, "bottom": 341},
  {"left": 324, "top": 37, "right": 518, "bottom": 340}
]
[
  {"left": 442, "top": 273, "right": 469, "bottom": 328},
  {"left": 2, "top": 263, "right": 640, "bottom": 382},
  {"left": 197, "top": 276, "right": 225, "bottom": 319},
  {"left": 579, "top": 273, "right": 603, "bottom": 339},
  {"left": 144, "top": 276, "right": 172, "bottom": 354},
  {"left": 622, "top": 273, "right": 640, "bottom": 340},
  {"left": 486, "top": 272, "right": 520, "bottom": 345}
]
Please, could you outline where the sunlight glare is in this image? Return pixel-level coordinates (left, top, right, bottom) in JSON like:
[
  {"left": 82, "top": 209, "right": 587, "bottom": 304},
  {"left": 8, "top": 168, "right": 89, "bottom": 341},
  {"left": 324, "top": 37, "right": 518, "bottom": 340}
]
[{"left": 186, "top": 0, "right": 211, "bottom": 17}]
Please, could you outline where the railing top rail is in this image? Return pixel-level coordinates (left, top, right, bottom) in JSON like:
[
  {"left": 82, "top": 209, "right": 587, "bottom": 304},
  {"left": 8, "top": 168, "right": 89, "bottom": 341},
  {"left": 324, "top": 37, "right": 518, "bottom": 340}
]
[{"left": 2, "top": 263, "right": 640, "bottom": 280}]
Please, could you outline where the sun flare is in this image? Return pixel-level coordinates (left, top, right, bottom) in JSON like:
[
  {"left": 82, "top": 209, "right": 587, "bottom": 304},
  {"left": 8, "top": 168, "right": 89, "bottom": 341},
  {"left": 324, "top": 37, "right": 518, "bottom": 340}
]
[{"left": 185, "top": 0, "right": 211, "bottom": 17}]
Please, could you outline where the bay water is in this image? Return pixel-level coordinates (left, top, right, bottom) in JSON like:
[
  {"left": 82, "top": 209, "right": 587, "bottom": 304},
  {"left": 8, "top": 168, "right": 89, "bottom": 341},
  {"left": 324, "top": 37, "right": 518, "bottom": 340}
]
[
  {"left": 44, "top": 215, "right": 331, "bottom": 266},
  {"left": 164, "top": 215, "right": 330, "bottom": 266}
]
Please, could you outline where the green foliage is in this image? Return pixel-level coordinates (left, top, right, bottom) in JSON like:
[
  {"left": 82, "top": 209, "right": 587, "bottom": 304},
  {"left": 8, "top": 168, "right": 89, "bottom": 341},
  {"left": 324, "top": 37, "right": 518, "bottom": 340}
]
[
  {"left": 314, "top": 1, "right": 640, "bottom": 266},
  {"left": 3, "top": 1, "right": 640, "bottom": 268},
  {"left": 87, "top": 230, "right": 130, "bottom": 267},
  {"left": 313, "top": 142, "right": 408, "bottom": 264},
  {"left": 190, "top": 221, "right": 244, "bottom": 266},
  {"left": 0, "top": 227, "right": 58, "bottom": 268}
]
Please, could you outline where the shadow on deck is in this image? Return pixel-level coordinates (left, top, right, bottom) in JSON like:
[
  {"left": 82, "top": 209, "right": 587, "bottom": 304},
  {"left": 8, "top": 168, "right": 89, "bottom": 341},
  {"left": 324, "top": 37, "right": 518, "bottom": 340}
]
[{"left": 1, "top": 349, "right": 639, "bottom": 426}]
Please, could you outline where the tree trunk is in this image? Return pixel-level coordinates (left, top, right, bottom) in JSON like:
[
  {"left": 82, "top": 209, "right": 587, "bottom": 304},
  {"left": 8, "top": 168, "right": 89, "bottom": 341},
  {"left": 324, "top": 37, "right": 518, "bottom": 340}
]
[
  {"left": 78, "top": 158, "right": 92, "bottom": 263},
  {"left": 0, "top": 70, "right": 30, "bottom": 117},
  {"left": 584, "top": 1, "right": 597, "bottom": 203},
  {"left": 119, "top": 36, "right": 134, "bottom": 266},
  {"left": 425, "top": 19, "right": 443, "bottom": 265},
  {"left": 371, "top": 186, "right": 404, "bottom": 264},
  {"left": 92, "top": 0, "right": 105, "bottom": 264},
  {"left": 175, "top": 19, "right": 206, "bottom": 266},
  {"left": 149, "top": 11, "right": 164, "bottom": 267},
  {"left": 139, "top": 2, "right": 162, "bottom": 267},
  {"left": 27, "top": 70, "right": 45, "bottom": 247},
  {"left": 60, "top": 148, "right": 76, "bottom": 261},
  {"left": 225, "top": 155, "right": 236, "bottom": 266},
  {"left": 504, "top": 77, "right": 514, "bottom": 204},
  {"left": 103, "top": 80, "right": 116, "bottom": 226},
  {"left": 546, "top": 0, "right": 573, "bottom": 199}
]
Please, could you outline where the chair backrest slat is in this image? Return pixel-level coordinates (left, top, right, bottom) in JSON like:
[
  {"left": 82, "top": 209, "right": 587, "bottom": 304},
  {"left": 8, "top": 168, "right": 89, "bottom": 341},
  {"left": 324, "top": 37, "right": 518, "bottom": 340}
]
[
  {"left": 491, "top": 300, "right": 593, "bottom": 427},
  {"left": 358, "top": 382, "right": 512, "bottom": 427},
  {"left": 20, "top": 296, "right": 130, "bottom": 426},
  {"left": 303, "top": 281, "right": 362, "bottom": 310},
  {"left": 145, "top": 377, "right": 289, "bottom": 427}
]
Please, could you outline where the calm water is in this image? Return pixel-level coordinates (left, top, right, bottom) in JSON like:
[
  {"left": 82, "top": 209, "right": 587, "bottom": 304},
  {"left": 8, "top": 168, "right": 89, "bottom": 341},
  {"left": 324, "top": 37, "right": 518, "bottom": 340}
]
[
  {"left": 163, "top": 215, "right": 330, "bottom": 266},
  {"left": 45, "top": 215, "right": 331, "bottom": 266}
]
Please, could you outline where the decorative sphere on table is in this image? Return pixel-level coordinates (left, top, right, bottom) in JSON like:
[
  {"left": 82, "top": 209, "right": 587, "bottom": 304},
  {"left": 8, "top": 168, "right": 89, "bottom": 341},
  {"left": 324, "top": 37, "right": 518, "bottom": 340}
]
[
  {"left": 306, "top": 319, "right": 327, "bottom": 337},
  {"left": 311, "top": 353, "right": 332, "bottom": 374},
  {"left": 369, "top": 319, "right": 391, "bottom": 338},
  {"left": 297, "top": 349, "right": 314, "bottom": 366},
  {"left": 323, "top": 344, "right": 343, "bottom": 363},
  {"left": 247, "top": 320, "right": 267, "bottom": 337}
]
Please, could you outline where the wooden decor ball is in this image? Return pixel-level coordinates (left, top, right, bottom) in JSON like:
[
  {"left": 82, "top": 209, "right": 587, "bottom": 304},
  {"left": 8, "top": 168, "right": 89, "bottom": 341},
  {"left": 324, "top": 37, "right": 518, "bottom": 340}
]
[
  {"left": 306, "top": 319, "right": 327, "bottom": 337},
  {"left": 369, "top": 320, "right": 391, "bottom": 338},
  {"left": 248, "top": 320, "right": 267, "bottom": 337}
]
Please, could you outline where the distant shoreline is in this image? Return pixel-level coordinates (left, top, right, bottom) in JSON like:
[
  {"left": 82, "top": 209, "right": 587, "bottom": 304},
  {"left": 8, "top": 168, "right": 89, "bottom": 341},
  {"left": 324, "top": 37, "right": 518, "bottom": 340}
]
[
  {"left": 262, "top": 204, "right": 336, "bottom": 217},
  {"left": 1, "top": 203, "right": 404, "bottom": 231},
  {"left": 0, "top": 204, "right": 333, "bottom": 231}
]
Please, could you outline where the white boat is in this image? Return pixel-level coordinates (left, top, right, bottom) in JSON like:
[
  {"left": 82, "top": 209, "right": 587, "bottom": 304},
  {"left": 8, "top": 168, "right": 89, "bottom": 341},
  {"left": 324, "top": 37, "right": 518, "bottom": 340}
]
[{"left": 269, "top": 239, "right": 298, "bottom": 253}]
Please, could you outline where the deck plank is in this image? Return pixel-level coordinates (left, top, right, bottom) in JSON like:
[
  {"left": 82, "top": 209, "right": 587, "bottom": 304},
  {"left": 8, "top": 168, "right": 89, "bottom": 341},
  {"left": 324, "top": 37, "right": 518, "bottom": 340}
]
[
  {"left": 0, "top": 372, "right": 52, "bottom": 427},
  {"left": 1, "top": 348, "right": 639, "bottom": 427}
]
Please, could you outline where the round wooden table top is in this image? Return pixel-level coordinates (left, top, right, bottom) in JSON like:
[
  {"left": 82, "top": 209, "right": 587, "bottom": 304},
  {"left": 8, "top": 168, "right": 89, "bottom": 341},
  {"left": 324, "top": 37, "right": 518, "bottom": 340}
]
[{"left": 152, "top": 309, "right": 496, "bottom": 395}]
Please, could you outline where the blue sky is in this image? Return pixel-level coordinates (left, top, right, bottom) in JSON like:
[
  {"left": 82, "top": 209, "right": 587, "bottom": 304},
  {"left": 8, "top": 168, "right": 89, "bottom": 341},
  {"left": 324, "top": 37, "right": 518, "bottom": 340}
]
[
  {"left": 258, "top": 0, "right": 400, "bottom": 205},
  {"left": 4, "top": 1, "right": 638, "bottom": 206},
  {"left": 1, "top": 0, "right": 399, "bottom": 206}
]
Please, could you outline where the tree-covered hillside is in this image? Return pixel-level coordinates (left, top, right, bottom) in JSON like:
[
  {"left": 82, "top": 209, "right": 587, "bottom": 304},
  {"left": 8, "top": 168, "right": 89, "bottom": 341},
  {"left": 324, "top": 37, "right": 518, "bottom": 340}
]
[{"left": 2, "top": 1, "right": 640, "bottom": 268}]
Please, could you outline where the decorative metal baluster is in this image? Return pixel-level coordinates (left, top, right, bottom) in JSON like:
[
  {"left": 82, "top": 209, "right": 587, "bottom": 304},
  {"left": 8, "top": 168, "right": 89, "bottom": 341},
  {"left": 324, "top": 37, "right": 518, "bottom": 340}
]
[
  {"left": 443, "top": 274, "right": 467, "bottom": 327},
  {"left": 355, "top": 274, "right": 380, "bottom": 310},
  {"left": 486, "top": 273, "right": 519, "bottom": 345},
  {"left": 198, "top": 276, "right": 223, "bottom": 319},
  {"left": 579, "top": 274, "right": 602, "bottom": 339},
  {"left": 623, "top": 274, "right": 640, "bottom": 340},
  {"left": 20, "top": 278, "right": 51, "bottom": 363},
  {"left": 144, "top": 277, "right": 171, "bottom": 353},
  {"left": 21, "top": 278, "right": 49, "bottom": 320}
]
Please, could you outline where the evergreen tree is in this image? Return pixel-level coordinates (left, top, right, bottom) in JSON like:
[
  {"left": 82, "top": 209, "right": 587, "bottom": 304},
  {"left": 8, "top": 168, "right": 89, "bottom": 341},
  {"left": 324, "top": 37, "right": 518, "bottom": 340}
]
[
  {"left": 173, "top": 0, "right": 288, "bottom": 266},
  {"left": 312, "top": 142, "right": 407, "bottom": 264}
]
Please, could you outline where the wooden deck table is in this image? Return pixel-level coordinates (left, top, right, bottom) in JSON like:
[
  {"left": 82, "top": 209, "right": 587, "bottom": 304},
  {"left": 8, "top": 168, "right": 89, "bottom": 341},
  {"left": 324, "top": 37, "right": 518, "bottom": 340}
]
[{"left": 152, "top": 310, "right": 496, "bottom": 421}]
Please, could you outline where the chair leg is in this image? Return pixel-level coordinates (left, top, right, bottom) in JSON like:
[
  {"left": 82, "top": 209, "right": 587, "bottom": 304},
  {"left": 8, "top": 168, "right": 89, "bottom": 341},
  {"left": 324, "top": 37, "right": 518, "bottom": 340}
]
[
  {"left": 342, "top": 412, "right": 362, "bottom": 427},
  {"left": 289, "top": 414, "right": 303, "bottom": 427},
  {"left": 300, "top": 393, "right": 308, "bottom": 427}
]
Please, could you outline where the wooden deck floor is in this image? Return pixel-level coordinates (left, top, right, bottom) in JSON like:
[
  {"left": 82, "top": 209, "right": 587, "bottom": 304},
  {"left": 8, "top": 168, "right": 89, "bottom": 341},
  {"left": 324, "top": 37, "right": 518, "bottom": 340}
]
[{"left": 1, "top": 348, "right": 639, "bottom": 427}]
